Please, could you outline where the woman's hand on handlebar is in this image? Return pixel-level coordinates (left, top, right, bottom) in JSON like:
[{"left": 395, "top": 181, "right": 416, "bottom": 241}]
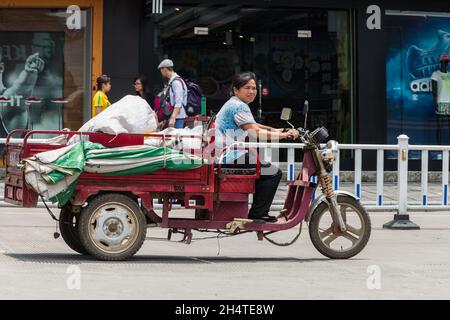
[
  {"left": 287, "top": 129, "right": 300, "bottom": 140},
  {"left": 281, "top": 129, "right": 299, "bottom": 141}
]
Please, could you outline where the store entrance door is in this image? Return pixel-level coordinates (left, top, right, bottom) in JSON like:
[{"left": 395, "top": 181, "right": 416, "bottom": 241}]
[{"left": 149, "top": 4, "right": 352, "bottom": 143}]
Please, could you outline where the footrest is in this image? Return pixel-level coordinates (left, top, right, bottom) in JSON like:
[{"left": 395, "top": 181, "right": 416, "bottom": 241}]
[
  {"left": 226, "top": 218, "right": 253, "bottom": 233},
  {"left": 287, "top": 180, "right": 317, "bottom": 188}
]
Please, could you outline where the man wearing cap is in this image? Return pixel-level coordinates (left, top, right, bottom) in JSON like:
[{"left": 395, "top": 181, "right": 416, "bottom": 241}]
[{"left": 158, "top": 59, "right": 187, "bottom": 128}]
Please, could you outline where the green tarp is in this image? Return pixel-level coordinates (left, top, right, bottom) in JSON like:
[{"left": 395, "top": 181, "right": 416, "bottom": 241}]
[{"left": 21, "top": 141, "right": 203, "bottom": 206}]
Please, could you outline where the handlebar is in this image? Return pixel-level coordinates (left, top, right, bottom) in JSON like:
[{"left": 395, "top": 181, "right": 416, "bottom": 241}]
[{"left": 282, "top": 127, "right": 306, "bottom": 142}]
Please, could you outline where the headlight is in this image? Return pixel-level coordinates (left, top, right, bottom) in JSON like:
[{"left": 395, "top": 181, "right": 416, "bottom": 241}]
[
  {"left": 326, "top": 140, "right": 338, "bottom": 153},
  {"left": 310, "top": 127, "right": 329, "bottom": 144},
  {"left": 320, "top": 148, "right": 335, "bottom": 162},
  {"left": 321, "top": 140, "right": 338, "bottom": 163}
]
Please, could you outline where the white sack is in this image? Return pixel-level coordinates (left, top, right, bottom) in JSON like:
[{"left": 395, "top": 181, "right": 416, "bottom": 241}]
[{"left": 69, "top": 95, "right": 157, "bottom": 144}]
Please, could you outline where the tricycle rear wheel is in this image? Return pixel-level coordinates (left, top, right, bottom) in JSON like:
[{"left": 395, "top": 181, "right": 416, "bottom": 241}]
[
  {"left": 78, "top": 193, "right": 147, "bottom": 261},
  {"left": 59, "top": 206, "right": 89, "bottom": 255}
]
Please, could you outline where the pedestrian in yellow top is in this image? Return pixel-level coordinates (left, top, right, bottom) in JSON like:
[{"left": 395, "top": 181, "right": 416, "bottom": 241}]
[{"left": 92, "top": 74, "right": 111, "bottom": 117}]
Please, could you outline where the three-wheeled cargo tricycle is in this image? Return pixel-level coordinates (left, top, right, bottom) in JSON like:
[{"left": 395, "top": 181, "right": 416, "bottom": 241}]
[{"left": 2, "top": 113, "right": 371, "bottom": 261}]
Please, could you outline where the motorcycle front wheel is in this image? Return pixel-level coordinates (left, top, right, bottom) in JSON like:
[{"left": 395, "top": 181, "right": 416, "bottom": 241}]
[{"left": 309, "top": 194, "right": 371, "bottom": 259}]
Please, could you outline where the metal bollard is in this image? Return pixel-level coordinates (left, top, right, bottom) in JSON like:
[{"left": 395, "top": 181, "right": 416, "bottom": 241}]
[{"left": 383, "top": 134, "right": 420, "bottom": 229}]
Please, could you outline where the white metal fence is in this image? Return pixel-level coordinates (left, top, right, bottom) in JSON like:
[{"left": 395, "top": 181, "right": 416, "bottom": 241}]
[
  {"left": 243, "top": 134, "right": 450, "bottom": 214},
  {"left": 2, "top": 135, "right": 450, "bottom": 215}
]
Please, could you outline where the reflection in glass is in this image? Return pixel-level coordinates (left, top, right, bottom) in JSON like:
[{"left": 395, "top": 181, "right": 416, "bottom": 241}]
[{"left": 150, "top": 5, "right": 352, "bottom": 143}]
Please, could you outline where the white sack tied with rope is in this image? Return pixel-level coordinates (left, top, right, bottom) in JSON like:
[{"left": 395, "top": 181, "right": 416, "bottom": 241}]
[{"left": 68, "top": 95, "right": 158, "bottom": 144}]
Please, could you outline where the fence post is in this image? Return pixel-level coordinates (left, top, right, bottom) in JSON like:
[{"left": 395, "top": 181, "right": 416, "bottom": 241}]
[
  {"left": 383, "top": 134, "right": 420, "bottom": 230},
  {"left": 421, "top": 150, "right": 428, "bottom": 206},
  {"left": 332, "top": 149, "right": 340, "bottom": 191},
  {"left": 442, "top": 150, "right": 449, "bottom": 207},
  {"left": 354, "top": 149, "right": 362, "bottom": 200},
  {"left": 287, "top": 148, "right": 295, "bottom": 181},
  {"left": 376, "top": 149, "right": 384, "bottom": 207}
]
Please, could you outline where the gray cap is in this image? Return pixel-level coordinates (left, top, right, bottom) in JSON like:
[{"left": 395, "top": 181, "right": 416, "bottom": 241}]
[{"left": 157, "top": 59, "right": 174, "bottom": 69}]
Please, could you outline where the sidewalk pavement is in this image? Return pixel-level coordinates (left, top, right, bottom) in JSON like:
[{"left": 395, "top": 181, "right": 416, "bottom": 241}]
[{"left": 274, "top": 182, "right": 446, "bottom": 206}]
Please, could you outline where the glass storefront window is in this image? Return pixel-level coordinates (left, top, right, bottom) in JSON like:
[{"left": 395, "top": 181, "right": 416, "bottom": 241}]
[
  {"left": 0, "top": 9, "right": 92, "bottom": 138},
  {"left": 386, "top": 11, "right": 450, "bottom": 159},
  {"left": 150, "top": 4, "right": 353, "bottom": 143}
]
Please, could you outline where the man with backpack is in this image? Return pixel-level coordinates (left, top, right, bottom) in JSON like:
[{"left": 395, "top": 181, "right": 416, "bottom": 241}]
[{"left": 157, "top": 59, "right": 202, "bottom": 129}]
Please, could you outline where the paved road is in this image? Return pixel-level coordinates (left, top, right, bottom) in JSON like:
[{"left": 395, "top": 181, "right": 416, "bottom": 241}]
[{"left": 0, "top": 207, "right": 449, "bottom": 299}]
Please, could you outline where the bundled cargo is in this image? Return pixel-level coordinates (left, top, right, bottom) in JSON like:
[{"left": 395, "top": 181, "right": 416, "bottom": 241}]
[{"left": 19, "top": 141, "right": 202, "bottom": 206}]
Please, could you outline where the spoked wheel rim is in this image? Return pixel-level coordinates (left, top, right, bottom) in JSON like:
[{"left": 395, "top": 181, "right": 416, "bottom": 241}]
[
  {"left": 88, "top": 202, "right": 140, "bottom": 254},
  {"left": 316, "top": 202, "right": 366, "bottom": 253}
]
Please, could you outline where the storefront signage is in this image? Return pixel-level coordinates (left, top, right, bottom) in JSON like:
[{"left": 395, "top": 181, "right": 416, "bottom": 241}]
[
  {"left": 194, "top": 27, "right": 209, "bottom": 35},
  {"left": 297, "top": 30, "right": 312, "bottom": 38},
  {"left": 0, "top": 95, "right": 23, "bottom": 107}
]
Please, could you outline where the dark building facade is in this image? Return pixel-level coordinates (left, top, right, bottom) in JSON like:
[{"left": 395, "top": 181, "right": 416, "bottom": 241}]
[
  {"left": 102, "top": 0, "right": 450, "bottom": 169},
  {"left": 2, "top": 0, "right": 450, "bottom": 170},
  {"left": 104, "top": 1, "right": 449, "bottom": 131}
]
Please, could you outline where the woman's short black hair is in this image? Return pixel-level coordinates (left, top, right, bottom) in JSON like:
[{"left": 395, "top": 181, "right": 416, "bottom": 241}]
[
  {"left": 96, "top": 74, "right": 110, "bottom": 91},
  {"left": 230, "top": 72, "right": 257, "bottom": 96}
]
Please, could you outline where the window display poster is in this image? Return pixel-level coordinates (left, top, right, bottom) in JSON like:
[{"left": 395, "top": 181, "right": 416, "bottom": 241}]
[
  {"left": 0, "top": 32, "right": 64, "bottom": 138},
  {"left": 386, "top": 14, "right": 450, "bottom": 152}
]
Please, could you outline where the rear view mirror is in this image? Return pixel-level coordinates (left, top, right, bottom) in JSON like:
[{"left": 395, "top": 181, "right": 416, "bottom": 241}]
[
  {"left": 280, "top": 108, "right": 292, "bottom": 121},
  {"left": 303, "top": 100, "right": 309, "bottom": 115},
  {"left": 303, "top": 100, "right": 309, "bottom": 129}
]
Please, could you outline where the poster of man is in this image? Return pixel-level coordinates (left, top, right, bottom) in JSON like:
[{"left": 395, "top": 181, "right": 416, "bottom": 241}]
[{"left": 0, "top": 31, "right": 64, "bottom": 138}]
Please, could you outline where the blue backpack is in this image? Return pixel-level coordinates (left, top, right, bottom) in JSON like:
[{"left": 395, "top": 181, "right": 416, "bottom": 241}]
[{"left": 171, "top": 77, "right": 203, "bottom": 116}]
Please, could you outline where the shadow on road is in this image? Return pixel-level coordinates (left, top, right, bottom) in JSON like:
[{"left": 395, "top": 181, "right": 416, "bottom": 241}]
[{"left": 5, "top": 253, "right": 346, "bottom": 264}]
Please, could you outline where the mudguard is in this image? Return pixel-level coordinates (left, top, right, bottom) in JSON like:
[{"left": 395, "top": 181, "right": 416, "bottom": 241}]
[{"left": 305, "top": 190, "right": 359, "bottom": 223}]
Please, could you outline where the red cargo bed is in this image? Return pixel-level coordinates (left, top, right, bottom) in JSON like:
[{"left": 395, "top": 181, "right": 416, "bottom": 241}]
[{"left": 3, "top": 129, "right": 213, "bottom": 208}]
